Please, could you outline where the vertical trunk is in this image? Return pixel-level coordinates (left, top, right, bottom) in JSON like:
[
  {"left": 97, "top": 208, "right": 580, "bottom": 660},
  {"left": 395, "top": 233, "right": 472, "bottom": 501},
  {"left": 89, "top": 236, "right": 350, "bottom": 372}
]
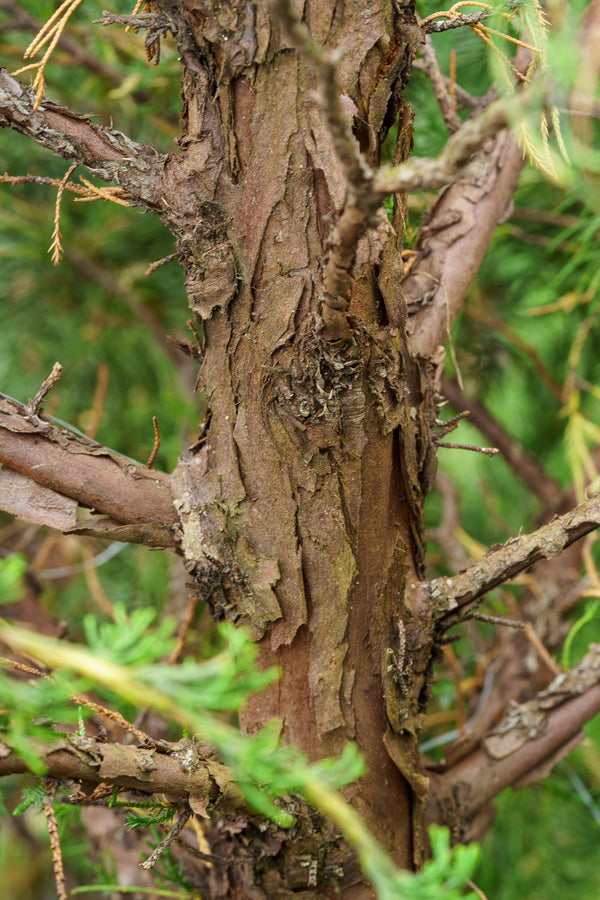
[{"left": 165, "top": 2, "right": 435, "bottom": 892}]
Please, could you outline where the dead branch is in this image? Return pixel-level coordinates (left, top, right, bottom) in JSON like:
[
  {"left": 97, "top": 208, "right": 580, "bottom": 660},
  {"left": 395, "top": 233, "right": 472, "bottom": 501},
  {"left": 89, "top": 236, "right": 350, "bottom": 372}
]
[
  {"left": 441, "top": 377, "right": 565, "bottom": 512},
  {"left": 0, "top": 734, "right": 242, "bottom": 809},
  {"left": 422, "top": 12, "right": 492, "bottom": 34},
  {"left": 0, "top": 69, "right": 164, "bottom": 208},
  {"left": 0, "top": 392, "right": 177, "bottom": 548},
  {"left": 0, "top": 0, "right": 151, "bottom": 97},
  {"left": 426, "top": 644, "right": 600, "bottom": 840},
  {"left": 27, "top": 361, "right": 63, "bottom": 415},
  {"left": 430, "top": 493, "right": 600, "bottom": 628},
  {"left": 42, "top": 781, "right": 67, "bottom": 900},
  {"left": 94, "top": 9, "right": 171, "bottom": 64},
  {"left": 140, "top": 806, "right": 191, "bottom": 870}
]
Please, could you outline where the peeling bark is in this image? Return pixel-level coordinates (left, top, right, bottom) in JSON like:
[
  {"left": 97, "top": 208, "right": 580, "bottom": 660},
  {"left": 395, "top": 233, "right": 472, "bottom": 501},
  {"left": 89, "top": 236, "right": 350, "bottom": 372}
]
[
  {"left": 0, "top": 393, "right": 177, "bottom": 548},
  {"left": 426, "top": 644, "right": 600, "bottom": 843},
  {"left": 2, "top": 2, "right": 600, "bottom": 897},
  {"left": 430, "top": 493, "right": 600, "bottom": 628}
]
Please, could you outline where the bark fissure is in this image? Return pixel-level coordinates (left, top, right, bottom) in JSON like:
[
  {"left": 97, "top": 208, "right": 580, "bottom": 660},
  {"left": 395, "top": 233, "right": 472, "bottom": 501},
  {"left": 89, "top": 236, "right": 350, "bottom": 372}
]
[{"left": 3, "top": 2, "right": 600, "bottom": 896}]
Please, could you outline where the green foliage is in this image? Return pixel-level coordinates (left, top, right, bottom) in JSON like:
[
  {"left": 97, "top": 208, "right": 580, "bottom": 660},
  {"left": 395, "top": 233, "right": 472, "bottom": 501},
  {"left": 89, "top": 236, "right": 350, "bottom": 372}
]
[
  {"left": 0, "top": 554, "right": 27, "bottom": 605},
  {"left": 0, "top": 617, "right": 480, "bottom": 898},
  {"left": 82, "top": 603, "right": 176, "bottom": 665},
  {"left": 125, "top": 804, "right": 177, "bottom": 832},
  {"left": 477, "top": 780, "right": 600, "bottom": 900},
  {"left": 0, "top": 666, "right": 85, "bottom": 774},
  {"left": 12, "top": 782, "right": 47, "bottom": 817}
]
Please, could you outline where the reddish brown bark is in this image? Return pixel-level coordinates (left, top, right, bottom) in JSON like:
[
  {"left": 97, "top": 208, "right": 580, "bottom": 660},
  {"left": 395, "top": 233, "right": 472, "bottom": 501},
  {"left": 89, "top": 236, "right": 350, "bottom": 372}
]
[{"left": 1, "top": 2, "right": 600, "bottom": 898}]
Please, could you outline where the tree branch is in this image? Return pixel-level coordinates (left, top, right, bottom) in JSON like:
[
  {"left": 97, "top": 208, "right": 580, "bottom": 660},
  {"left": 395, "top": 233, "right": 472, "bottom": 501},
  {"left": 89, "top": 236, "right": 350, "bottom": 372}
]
[
  {"left": 0, "top": 0, "right": 152, "bottom": 99},
  {"left": 271, "top": 0, "right": 383, "bottom": 338},
  {"left": 0, "top": 69, "right": 165, "bottom": 209},
  {"left": 430, "top": 493, "right": 600, "bottom": 628},
  {"left": 0, "top": 392, "right": 177, "bottom": 548},
  {"left": 373, "top": 96, "right": 518, "bottom": 196},
  {"left": 422, "top": 12, "right": 492, "bottom": 34},
  {"left": 426, "top": 643, "right": 600, "bottom": 839},
  {"left": 402, "top": 128, "right": 524, "bottom": 358},
  {"left": 0, "top": 734, "right": 242, "bottom": 809}
]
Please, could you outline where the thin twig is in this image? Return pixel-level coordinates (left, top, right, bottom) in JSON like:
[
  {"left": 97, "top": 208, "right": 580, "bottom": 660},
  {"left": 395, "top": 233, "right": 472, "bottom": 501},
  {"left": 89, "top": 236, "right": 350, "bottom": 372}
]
[
  {"left": 140, "top": 806, "right": 191, "bottom": 870},
  {"left": 441, "top": 377, "right": 564, "bottom": 512},
  {"left": 449, "top": 49, "right": 457, "bottom": 115},
  {"left": 435, "top": 409, "right": 470, "bottom": 438},
  {"left": 42, "top": 781, "right": 67, "bottom": 900},
  {"left": 146, "top": 415, "right": 161, "bottom": 468},
  {"left": 17, "top": 0, "right": 85, "bottom": 110},
  {"left": 423, "top": 11, "right": 492, "bottom": 33},
  {"left": 464, "top": 612, "right": 526, "bottom": 629},
  {"left": 145, "top": 252, "right": 178, "bottom": 277},
  {"left": 84, "top": 362, "right": 110, "bottom": 440},
  {"left": 523, "top": 621, "right": 561, "bottom": 676},
  {"left": 437, "top": 441, "right": 499, "bottom": 457},
  {"left": 467, "top": 879, "right": 490, "bottom": 900},
  {"left": 168, "top": 585, "right": 203, "bottom": 664},
  {"left": 27, "top": 362, "right": 63, "bottom": 416},
  {"left": 49, "top": 162, "right": 77, "bottom": 264},
  {"left": 0, "top": 173, "right": 133, "bottom": 206}
]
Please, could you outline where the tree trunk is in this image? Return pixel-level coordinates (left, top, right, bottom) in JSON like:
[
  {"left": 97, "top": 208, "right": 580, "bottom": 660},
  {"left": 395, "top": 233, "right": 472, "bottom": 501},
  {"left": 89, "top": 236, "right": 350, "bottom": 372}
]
[{"left": 162, "top": 0, "right": 432, "bottom": 889}]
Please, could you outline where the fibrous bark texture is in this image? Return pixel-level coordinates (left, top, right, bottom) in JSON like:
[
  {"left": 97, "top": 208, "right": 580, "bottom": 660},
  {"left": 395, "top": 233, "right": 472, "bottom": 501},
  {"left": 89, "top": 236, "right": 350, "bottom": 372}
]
[
  {"left": 3, "top": 2, "right": 600, "bottom": 898},
  {"left": 155, "top": 0, "right": 434, "bottom": 879}
]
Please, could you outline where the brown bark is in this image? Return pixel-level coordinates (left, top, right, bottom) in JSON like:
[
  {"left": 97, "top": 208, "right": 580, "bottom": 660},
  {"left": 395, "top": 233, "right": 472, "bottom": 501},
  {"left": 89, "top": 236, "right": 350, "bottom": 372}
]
[
  {"left": 163, "top": 2, "right": 430, "bottom": 877},
  {"left": 2, "top": 2, "right": 600, "bottom": 898},
  {"left": 0, "top": 392, "right": 177, "bottom": 547},
  {"left": 426, "top": 644, "right": 600, "bottom": 843}
]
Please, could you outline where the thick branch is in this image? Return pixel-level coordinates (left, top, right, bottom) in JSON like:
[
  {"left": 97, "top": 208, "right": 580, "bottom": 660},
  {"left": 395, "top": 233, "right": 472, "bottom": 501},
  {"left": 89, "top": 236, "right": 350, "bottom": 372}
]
[
  {"left": 430, "top": 493, "right": 600, "bottom": 627},
  {"left": 0, "top": 70, "right": 164, "bottom": 208},
  {"left": 403, "top": 129, "right": 524, "bottom": 357},
  {"left": 426, "top": 644, "right": 600, "bottom": 836},
  {"left": 0, "top": 734, "right": 241, "bottom": 808},
  {"left": 0, "top": 393, "right": 177, "bottom": 548}
]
